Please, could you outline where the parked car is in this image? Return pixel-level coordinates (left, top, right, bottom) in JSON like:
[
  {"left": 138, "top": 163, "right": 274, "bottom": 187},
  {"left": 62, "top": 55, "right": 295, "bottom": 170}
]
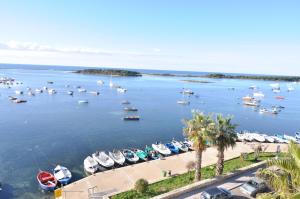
[
  {"left": 240, "top": 177, "right": 268, "bottom": 197},
  {"left": 200, "top": 187, "right": 232, "bottom": 199}
]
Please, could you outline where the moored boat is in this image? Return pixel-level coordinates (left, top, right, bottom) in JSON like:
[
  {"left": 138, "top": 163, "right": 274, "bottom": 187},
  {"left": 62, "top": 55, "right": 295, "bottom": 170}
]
[
  {"left": 92, "top": 151, "right": 114, "bottom": 168},
  {"left": 123, "top": 116, "right": 140, "bottom": 121},
  {"left": 152, "top": 142, "right": 172, "bottom": 156},
  {"left": 15, "top": 90, "right": 23, "bottom": 95},
  {"left": 165, "top": 142, "right": 180, "bottom": 154},
  {"left": 123, "top": 107, "right": 138, "bottom": 112},
  {"left": 53, "top": 165, "right": 72, "bottom": 185},
  {"left": 108, "top": 150, "right": 126, "bottom": 165},
  {"left": 78, "top": 88, "right": 87, "bottom": 93},
  {"left": 78, "top": 100, "right": 88, "bottom": 104},
  {"left": 90, "top": 91, "right": 100, "bottom": 95},
  {"left": 132, "top": 148, "right": 148, "bottom": 161},
  {"left": 67, "top": 91, "right": 74, "bottom": 95},
  {"left": 84, "top": 156, "right": 100, "bottom": 174},
  {"left": 182, "top": 139, "right": 194, "bottom": 150},
  {"left": 121, "top": 100, "right": 130, "bottom": 105},
  {"left": 117, "top": 88, "right": 127, "bottom": 93},
  {"left": 122, "top": 149, "right": 139, "bottom": 163},
  {"left": 144, "top": 145, "right": 161, "bottom": 160},
  {"left": 37, "top": 170, "right": 57, "bottom": 191},
  {"left": 48, "top": 89, "right": 56, "bottom": 94},
  {"left": 177, "top": 100, "right": 190, "bottom": 105},
  {"left": 171, "top": 139, "right": 189, "bottom": 152}
]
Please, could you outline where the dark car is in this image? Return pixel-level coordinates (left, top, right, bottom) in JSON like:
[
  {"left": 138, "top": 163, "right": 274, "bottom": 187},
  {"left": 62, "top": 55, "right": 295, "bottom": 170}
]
[
  {"left": 240, "top": 177, "right": 268, "bottom": 197},
  {"left": 200, "top": 187, "right": 232, "bottom": 199}
]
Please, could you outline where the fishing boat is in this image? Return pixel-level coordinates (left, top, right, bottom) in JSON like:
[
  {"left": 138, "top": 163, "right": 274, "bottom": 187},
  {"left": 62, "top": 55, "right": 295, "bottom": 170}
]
[
  {"left": 78, "top": 100, "right": 88, "bottom": 104},
  {"left": 108, "top": 150, "right": 126, "bottom": 165},
  {"left": 123, "top": 107, "right": 138, "bottom": 111},
  {"left": 53, "top": 165, "right": 72, "bottom": 185},
  {"left": 47, "top": 81, "right": 54, "bottom": 84},
  {"left": 123, "top": 116, "right": 140, "bottom": 121},
  {"left": 92, "top": 151, "right": 114, "bottom": 168},
  {"left": 43, "top": 86, "right": 48, "bottom": 90},
  {"left": 132, "top": 148, "right": 148, "bottom": 161},
  {"left": 165, "top": 143, "right": 180, "bottom": 154},
  {"left": 36, "top": 170, "right": 57, "bottom": 191},
  {"left": 171, "top": 139, "right": 189, "bottom": 152},
  {"left": 84, "top": 156, "right": 100, "bottom": 174},
  {"left": 15, "top": 90, "right": 23, "bottom": 95},
  {"left": 122, "top": 149, "right": 139, "bottom": 163},
  {"left": 144, "top": 145, "right": 161, "bottom": 160},
  {"left": 90, "top": 91, "right": 100, "bottom": 95},
  {"left": 177, "top": 100, "right": 190, "bottom": 105},
  {"left": 152, "top": 142, "right": 172, "bottom": 156},
  {"left": 67, "top": 91, "right": 74, "bottom": 95},
  {"left": 117, "top": 88, "right": 127, "bottom": 93},
  {"left": 121, "top": 100, "right": 130, "bottom": 105},
  {"left": 78, "top": 88, "right": 87, "bottom": 93}
]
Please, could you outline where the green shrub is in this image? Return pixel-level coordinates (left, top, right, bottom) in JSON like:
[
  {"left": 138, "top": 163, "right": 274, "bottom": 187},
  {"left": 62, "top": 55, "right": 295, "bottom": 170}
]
[{"left": 134, "top": 179, "right": 149, "bottom": 194}]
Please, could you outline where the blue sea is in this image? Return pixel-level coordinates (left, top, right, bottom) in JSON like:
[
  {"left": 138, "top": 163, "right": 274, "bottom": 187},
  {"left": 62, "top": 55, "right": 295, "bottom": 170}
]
[{"left": 0, "top": 64, "right": 299, "bottom": 199}]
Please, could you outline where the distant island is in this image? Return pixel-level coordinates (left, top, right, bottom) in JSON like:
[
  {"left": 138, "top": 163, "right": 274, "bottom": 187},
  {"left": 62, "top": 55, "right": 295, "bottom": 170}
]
[
  {"left": 180, "top": 79, "right": 213, "bottom": 83},
  {"left": 74, "top": 69, "right": 142, "bottom": 76},
  {"left": 205, "top": 73, "right": 300, "bottom": 82}
]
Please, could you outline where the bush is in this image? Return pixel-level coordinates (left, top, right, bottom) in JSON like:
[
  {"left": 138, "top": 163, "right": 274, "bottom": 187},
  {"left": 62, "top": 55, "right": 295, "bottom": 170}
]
[{"left": 134, "top": 179, "right": 149, "bottom": 194}]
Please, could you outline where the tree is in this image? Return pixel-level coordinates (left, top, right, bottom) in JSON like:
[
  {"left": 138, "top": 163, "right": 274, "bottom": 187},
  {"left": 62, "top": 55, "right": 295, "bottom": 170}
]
[
  {"left": 208, "top": 114, "right": 237, "bottom": 176},
  {"left": 183, "top": 110, "right": 215, "bottom": 181},
  {"left": 257, "top": 141, "right": 300, "bottom": 199}
]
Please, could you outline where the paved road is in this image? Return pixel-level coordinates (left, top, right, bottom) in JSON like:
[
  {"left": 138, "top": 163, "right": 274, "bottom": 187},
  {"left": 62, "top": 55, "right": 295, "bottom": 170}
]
[{"left": 174, "top": 167, "right": 265, "bottom": 199}]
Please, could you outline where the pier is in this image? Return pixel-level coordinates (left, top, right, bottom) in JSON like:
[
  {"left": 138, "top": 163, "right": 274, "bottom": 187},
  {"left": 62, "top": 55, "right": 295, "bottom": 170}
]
[{"left": 59, "top": 142, "right": 287, "bottom": 199}]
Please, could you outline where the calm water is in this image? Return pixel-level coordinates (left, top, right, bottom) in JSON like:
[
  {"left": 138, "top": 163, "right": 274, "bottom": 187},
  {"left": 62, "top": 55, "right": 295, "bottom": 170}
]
[{"left": 0, "top": 66, "right": 299, "bottom": 198}]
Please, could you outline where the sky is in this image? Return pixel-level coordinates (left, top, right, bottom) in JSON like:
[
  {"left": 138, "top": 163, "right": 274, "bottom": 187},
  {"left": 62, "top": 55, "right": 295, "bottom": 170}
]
[{"left": 0, "top": 0, "right": 299, "bottom": 75}]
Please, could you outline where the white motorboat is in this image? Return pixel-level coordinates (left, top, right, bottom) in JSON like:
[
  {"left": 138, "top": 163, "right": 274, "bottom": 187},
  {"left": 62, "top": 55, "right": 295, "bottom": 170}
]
[
  {"left": 90, "top": 91, "right": 100, "bottom": 95},
  {"left": 108, "top": 150, "right": 126, "bottom": 165},
  {"left": 262, "top": 135, "right": 275, "bottom": 143},
  {"left": 84, "top": 156, "right": 100, "bottom": 174},
  {"left": 122, "top": 149, "right": 139, "bottom": 163},
  {"left": 117, "top": 88, "right": 127, "bottom": 93},
  {"left": 92, "top": 151, "right": 114, "bottom": 168},
  {"left": 236, "top": 133, "right": 246, "bottom": 142},
  {"left": 271, "top": 107, "right": 279, "bottom": 115},
  {"left": 251, "top": 133, "right": 266, "bottom": 142},
  {"left": 243, "top": 133, "right": 254, "bottom": 142},
  {"left": 182, "top": 139, "right": 194, "bottom": 150},
  {"left": 171, "top": 139, "right": 189, "bottom": 152},
  {"left": 35, "top": 89, "right": 43, "bottom": 93},
  {"left": 53, "top": 165, "right": 72, "bottom": 185},
  {"left": 15, "top": 90, "right": 23, "bottom": 95},
  {"left": 249, "top": 85, "right": 257, "bottom": 90},
  {"left": 78, "top": 88, "right": 87, "bottom": 93},
  {"left": 28, "top": 91, "right": 35, "bottom": 96},
  {"left": 243, "top": 101, "right": 259, "bottom": 107},
  {"left": 152, "top": 143, "right": 171, "bottom": 156},
  {"left": 272, "top": 88, "right": 281, "bottom": 93},
  {"left": 274, "top": 134, "right": 289, "bottom": 143},
  {"left": 182, "top": 89, "right": 194, "bottom": 95},
  {"left": 177, "top": 100, "right": 190, "bottom": 105},
  {"left": 97, "top": 80, "right": 104, "bottom": 85},
  {"left": 259, "top": 108, "right": 268, "bottom": 114},
  {"left": 283, "top": 134, "right": 297, "bottom": 142},
  {"left": 78, "top": 100, "right": 88, "bottom": 104},
  {"left": 270, "top": 83, "right": 280, "bottom": 89},
  {"left": 48, "top": 89, "right": 56, "bottom": 94},
  {"left": 67, "top": 91, "right": 74, "bottom": 95},
  {"left": 43, "top": 86, "right": 48, "bottom": 90},
  {"left": 253, "top": 92, "right": 265, "bottom": 98}
]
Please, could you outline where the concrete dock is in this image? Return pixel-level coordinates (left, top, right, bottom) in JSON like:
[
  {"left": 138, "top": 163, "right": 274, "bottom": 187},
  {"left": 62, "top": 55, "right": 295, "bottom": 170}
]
[{"left": 60, "top": 142, "right": 287, "bottom": 199}]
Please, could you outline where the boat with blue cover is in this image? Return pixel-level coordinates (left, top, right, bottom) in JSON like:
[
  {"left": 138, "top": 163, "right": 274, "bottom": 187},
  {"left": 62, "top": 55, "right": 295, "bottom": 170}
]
[
  {"left": 53, "top": 165, "right": 72, "bottom": 185},
  {"left": 165, "top": 142, "right": 180, "bottom": 154}
]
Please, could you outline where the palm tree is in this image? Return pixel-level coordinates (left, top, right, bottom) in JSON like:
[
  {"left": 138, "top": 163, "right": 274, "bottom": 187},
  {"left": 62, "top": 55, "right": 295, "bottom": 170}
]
[
  {"left": 257, "top": 141, "right": 300, "bottom": 199},
  {"left": 208, "top": 114, "right": 237, "bottom": 176},
  {"left": 183, "top": 110, "right": 215, "bottom": 181}
]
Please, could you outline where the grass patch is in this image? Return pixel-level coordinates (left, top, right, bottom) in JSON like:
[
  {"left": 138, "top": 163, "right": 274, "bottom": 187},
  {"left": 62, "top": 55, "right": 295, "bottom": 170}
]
[{"left": 111, "top": 153, "right": 276, "bottom": 199}]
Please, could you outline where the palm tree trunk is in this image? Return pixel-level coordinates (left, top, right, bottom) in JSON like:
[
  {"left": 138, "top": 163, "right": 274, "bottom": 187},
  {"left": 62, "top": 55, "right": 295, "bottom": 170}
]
[
  {"left": 216, "top": 147, "right": 224, "bottom": 176},
  {"left": 195, "top": 148, "right": 202, "bottom": 181}
]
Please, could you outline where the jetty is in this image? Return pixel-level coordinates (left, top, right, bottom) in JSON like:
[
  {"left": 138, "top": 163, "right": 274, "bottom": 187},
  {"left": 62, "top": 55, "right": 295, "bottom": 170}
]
[{"left": 59, "top": 142, "right": 287, "bottom": 199}]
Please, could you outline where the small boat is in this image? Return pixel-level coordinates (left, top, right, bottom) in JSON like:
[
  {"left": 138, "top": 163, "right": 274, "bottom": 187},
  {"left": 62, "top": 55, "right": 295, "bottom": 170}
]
[
  {"left": 295, "top": 132, "right": 300, "bottom": 140},
  {"left": 43, "top": 86, "right": 48, "bottom": 90},
  {"left": 276, "top": 96, "right": 285, "bottom": 100},
  {"left": 47, "top": 81, "right": 54, "bottom": 84},
  {"left": 124, "top": 107, "right": 138, "bottom": 112},
  {"left": 97, "top": 80, "right": 104, "bottom": 85},
  {"left": 53, "top": 165, "right": 72, "bottom": 185},
  {"left": 122, "top": 149, "right": 139, "bottom": 163},
  {"left": 123, "top": 116, "right": 140, "bottom": 121},
  {"left": 144, "top": 145, "right": 161, "bottom": 160},
  {"left": 262, "top": 135, "right": 275, "bottom": 143},
  {"left": 48, "top": 89, "right": 56, "bottom": 94},
  {"left": 259, "top": 108, "right": 268, "bottom": 114},
  {"left": 8, "top": 96, "right": 17, "bottom": 100},
  {"left": 171, "top": 139, "right": 189, "bottom": 152},
  {"left": 253, "top": 92, "right": 265, "bottom": 98},
  {"left": 84, "top": 156, "right": 100, "bottom": 174},
  {"left": 108, "top": 150, "right": 126, "bottom": 165},
  {"left": 271, "top": 107, "right": 279, "bottom": 115},
  {"left": 182, "top": 89, "right": 194, "bottom": 95},
  {"left": 165, "top": 143, "right": 180, "bottom": 154},
  {"left": 242, "top": 95, "right": 253, "bottom": 101},
  {"left": 90, "top": 91, "right": 100, "bottom": 95},
  {"left": 152, "top": 143, "right": 172, "bottom": 156},
  {"left": 274, "top": 134, "right": 289, "bottom": 143},
  {"left": 251, "top": 133, "right": 266, "bottom": 142},
  {"left": 67, "top": 91, "right": 74, "bottom": 95},
  {"left": 78, "top": 88, "right": 87, "bottom": 93},
  {"left": 92, "top": 151, "right": 114, "bottom": 168},
  {"left": 37, "top": 170, "right": 57, "bottom": 191},
  {"left": 15, "top": 90, "right": 23, "bottom": 95},
  {"left": 272, "top": 88, "right": 281, "bottom": 93},
  {"left": 78, "top": 100, "right": 88, "bottom": 104},
  {"left": 177, "top": 100, "right": 190, "bottom": 105},
  {"left": 132, "top": 148, "right": 148, "bottom": 161},
  {"left": 12, "top": 99, "right": 27, "bottom": 103},
  {"left": 121, "top": 100, "right": 130, "bottom": 105},
  {"left": 182, "top": 139, "right": 194, "bottom": 150},
  {"left": 35, "top": 89, "right": 43, "bottom": 93},
  {"left": 28, "top": 91, "right": 35, "bottom": 96},
  {"left": 249, "top": 85, "right": 257, "bottom": 90},
  {"left": 283, "top": 134, "right": 297, "bottom": 142},
  {"left": 244, "top": 101, "right": 259, "bottom": 107},
  {"left": 117, "top": 88, "right": 127, "bottom": 93}
]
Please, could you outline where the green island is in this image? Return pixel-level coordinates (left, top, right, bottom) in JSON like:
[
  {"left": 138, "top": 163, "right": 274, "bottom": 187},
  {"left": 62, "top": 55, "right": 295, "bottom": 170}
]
[
  {"left": 180, "top": 79, "right": 213, "bottom": 83},
  {"left": 112, "top": 152, "right": 276, "bottom": 199},
  {"left": 205, "top": 73, "right": 300, "bottom": 82},
  {"left": 74, "top": 69, "right": 142, "bottom": 76}
]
